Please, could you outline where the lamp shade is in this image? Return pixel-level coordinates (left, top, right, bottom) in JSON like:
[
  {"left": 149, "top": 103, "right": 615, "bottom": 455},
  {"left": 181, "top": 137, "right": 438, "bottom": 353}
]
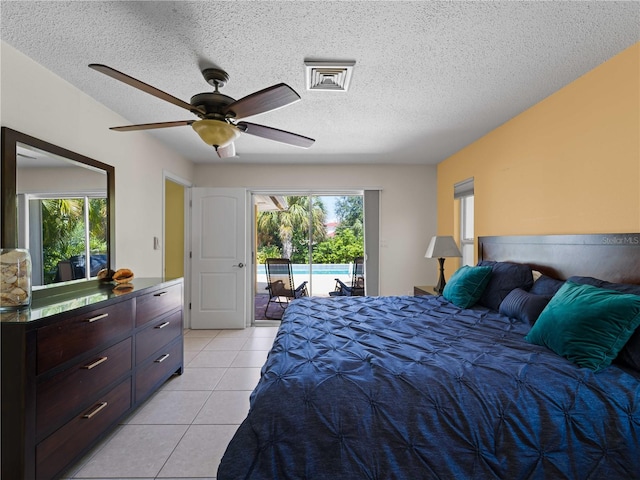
[
  {"left": 191, "top": 119, "right": 241, "bottom": 147},
  {"left": 425, "top": 236, "right": 462, "bottom": 259}
]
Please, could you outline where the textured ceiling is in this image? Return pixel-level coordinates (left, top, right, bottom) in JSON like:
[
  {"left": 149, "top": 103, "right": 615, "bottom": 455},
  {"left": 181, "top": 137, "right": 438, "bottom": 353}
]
[{"left": 1, "top": 1, "right": 638, "bottom": 165}]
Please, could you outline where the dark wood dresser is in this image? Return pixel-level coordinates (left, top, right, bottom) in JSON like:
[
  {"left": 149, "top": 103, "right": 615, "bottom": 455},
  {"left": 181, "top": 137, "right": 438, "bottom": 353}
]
[{"left": 1, "top": 277, "right": 184, "bottom": 480}]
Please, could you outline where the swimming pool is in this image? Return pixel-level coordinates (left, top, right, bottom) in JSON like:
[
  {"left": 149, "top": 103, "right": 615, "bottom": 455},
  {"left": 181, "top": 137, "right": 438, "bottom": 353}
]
[{"left": 256, "top": 263, "right": 352, "bottom": 276}]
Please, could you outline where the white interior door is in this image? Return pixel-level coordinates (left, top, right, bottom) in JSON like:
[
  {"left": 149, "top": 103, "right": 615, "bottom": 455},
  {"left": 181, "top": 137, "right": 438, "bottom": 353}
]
[{"left": 191, "top": 188, "right": 249, "bottom": 329}]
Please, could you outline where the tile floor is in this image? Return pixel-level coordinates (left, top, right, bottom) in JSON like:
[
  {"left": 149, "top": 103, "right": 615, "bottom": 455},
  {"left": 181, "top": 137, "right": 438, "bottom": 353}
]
[{"left": 61, "top": 326, "right": 279, "bottom": 480}]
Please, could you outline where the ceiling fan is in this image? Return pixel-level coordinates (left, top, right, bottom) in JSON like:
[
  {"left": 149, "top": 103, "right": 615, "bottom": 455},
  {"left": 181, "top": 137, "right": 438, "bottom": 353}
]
[{"left": 88, "top": 64, "right": 315, "bottom": 158}]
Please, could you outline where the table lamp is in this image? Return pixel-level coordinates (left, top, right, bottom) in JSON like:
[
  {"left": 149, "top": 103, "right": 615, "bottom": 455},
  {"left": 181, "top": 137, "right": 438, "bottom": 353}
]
[{"left": 425, "top": 236, "right": 462, "bottom": 294}]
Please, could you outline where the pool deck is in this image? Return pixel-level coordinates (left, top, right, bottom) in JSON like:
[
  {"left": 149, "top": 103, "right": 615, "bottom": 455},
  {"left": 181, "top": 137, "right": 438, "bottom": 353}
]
[{"left": 256, "top": 272, "right": 350, "bottom": 297}]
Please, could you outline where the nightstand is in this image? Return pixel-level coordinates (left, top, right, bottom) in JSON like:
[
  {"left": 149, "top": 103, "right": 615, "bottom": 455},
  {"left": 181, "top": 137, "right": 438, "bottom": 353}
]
[{"left": 414, "top": 285, "right": 437, "bottom": 296}]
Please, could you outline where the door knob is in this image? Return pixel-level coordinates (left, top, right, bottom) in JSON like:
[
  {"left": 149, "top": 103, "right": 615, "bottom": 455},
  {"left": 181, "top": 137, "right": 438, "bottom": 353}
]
[{"left": 233, "top": 262, "right": 245, "bottom": 268}]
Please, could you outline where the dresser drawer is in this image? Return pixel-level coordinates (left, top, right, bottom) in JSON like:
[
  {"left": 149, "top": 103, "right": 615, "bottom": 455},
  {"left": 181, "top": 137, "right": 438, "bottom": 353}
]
[
  {"left": 135, "top": 338, "right": 182, "bottom": 402},
  {"left": 36, "top": 337, "right": 132, "bottom": 438},
  {"left": 36, "top": 377, "right": 131, "bottom": 480},
  {"left": 136, "top": 284, "right": 182, "bottom": 327},
  {"left": 135, "top": 310, "right": 182, "bottom": 365},
  {"left": 37, "top": 300, "right": 134, "bottom": 374}
]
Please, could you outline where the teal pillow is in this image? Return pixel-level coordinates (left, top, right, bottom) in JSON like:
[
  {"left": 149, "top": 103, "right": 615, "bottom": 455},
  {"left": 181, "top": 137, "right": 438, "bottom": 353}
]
[
  {"left": 442, "top": 265, "right": 492, "bottom": 309},
  {"left": 525, "top": 281, "right": 640, "bottom": 372}
]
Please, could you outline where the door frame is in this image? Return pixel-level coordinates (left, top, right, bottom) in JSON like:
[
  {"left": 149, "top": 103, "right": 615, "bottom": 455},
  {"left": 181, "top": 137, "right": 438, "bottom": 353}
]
[{"left": 163, "top": 170, "right": 192, "bottom": 329}]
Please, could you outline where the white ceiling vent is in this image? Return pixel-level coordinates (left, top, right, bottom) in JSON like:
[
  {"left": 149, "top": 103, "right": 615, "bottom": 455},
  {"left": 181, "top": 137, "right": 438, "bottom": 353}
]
[{"left": 305, "top": 61, "right": 355, "bottom": 92}]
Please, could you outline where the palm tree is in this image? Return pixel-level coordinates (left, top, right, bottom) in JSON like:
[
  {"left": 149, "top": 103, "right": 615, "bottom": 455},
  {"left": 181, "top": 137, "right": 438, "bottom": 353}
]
[
  {"left": 41, "top": 198, "right": 85, "bottom": 282},
  {"left": 88, "top": 198, "right": 108, "bottom": 252},
  {"left": 257, "top": 196, "right": 327, "bottom": 261}
]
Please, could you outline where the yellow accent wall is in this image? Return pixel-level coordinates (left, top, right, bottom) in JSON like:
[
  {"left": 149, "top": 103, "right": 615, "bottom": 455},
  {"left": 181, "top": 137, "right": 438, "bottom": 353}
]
[
  {"left": 164, "top": 179, "right": 184, "bottom": 279},
  {"left": 437, "top": 43, "right": 640, "bottom": 259}
]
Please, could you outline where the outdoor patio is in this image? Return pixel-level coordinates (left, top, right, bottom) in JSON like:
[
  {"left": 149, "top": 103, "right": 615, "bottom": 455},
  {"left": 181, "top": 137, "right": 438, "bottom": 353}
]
[{"left": 254, "top": 270, "right": 349, "bottom": 321}]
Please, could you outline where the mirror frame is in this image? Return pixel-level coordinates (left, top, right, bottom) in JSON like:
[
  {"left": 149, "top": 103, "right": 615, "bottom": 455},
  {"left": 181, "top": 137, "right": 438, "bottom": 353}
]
[{"left": 1, "top": 127, "right": 116, "bottom": 279}]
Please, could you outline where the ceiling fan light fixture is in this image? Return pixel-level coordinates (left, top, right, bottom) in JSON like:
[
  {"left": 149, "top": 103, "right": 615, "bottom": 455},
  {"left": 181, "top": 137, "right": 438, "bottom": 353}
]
[{"left": 191, "top": 119, "right": 240, "bottom": 147}]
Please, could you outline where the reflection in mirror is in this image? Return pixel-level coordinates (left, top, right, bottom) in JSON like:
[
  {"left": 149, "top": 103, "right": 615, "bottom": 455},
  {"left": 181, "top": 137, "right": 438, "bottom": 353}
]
[
  {"left": 1, "top": 128, "right": 115, "bottom": 290},
  {"left": 17, "top": 145, "right": 108, "bottom": 286}
]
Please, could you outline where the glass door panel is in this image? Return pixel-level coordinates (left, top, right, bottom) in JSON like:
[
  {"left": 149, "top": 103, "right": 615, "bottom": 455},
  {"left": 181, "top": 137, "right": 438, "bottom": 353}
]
[
  {"left": 310, "top": 195, "right": 363, "bottom": 296},
  {"left": 255, "top": 193, "right": 364, "bottom": 299}
]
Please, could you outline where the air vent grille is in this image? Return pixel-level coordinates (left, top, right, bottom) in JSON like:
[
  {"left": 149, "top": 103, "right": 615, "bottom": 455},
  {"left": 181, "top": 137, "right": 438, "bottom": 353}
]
[{"left": 305, "top": 61, "right": 355, "bottom": 92}]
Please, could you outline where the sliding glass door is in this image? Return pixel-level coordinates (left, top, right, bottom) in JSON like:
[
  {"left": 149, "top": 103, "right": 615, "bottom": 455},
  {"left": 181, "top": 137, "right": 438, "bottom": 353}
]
[{"left": 255, "top": 193, "right": 364, "bottom": 297}]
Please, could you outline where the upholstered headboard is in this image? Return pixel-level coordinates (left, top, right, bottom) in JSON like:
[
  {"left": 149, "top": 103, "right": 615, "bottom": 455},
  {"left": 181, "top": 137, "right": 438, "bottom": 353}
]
[{"left": 478, "top": 233, "right": 640, "bottom": 285}]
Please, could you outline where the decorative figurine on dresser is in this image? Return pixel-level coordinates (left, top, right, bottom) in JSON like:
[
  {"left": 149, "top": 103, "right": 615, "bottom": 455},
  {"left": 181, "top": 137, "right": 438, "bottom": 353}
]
[{"left": 1, "top": 276, "right": 184, "bottom": 480}]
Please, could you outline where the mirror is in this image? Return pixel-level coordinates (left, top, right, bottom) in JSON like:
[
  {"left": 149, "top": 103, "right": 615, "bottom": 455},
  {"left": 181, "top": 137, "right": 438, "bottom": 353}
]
[{"left": 1, "top": 127, "right": 115, "bottom": 288}]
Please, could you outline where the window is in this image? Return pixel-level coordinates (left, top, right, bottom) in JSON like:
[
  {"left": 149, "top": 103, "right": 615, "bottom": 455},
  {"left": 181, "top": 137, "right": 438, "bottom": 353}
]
[
  {"left": 454, "top": 178, "right": 474, "bottom": 267},
  {"left": 25, "top": 194, "right": 108, "bottom": 285},
  {"left": 460, "top": 195, "right": 474, "bottom": 266}
]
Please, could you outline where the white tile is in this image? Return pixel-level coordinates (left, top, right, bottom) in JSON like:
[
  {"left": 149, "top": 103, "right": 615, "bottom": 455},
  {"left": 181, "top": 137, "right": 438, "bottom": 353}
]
[
  {"left": 183, "top": 350, "right": 199, "bottom": 366},
  {"left": 193, "top": 390, "right": 251, "bottom": 425},
  {"left": 126, "top": 390, "right": 211, "bottom": 425},
  {"left": 183, "top": 336, "right": 213, "bottom": 352},
  {"left": 215, "top": 367, "right": 261, "bottom": 391},
  {"left": 189, "top": 350, "right": 238, "bottom": 368},
  {"left": 214, "top": 328, "right": 254, "bottom": 338},
  {"left": 184, "top": 329, "right": 222, "bottom": 337},
  {"left": 203, "top": 336, "right": 247, "bottom": 350},
  {"left": 230, "top": 349, "right": 269, "bottom": 368},
  {"left": 161, "top": 367, "right": 227, "bottom": 391},
  {"left": 251, "top": 326, "right": 280, "bottom": 337},
  {"left": 73, "top": 424, "right": 188, "bottom": 478},
  {"left": 241, "top": 336, "right": 276, "bottom": 351},
  {"left": 157, "top": 425, "right": 239, "bottom": 478},
  {"left": 251, "top": 326, "right": 280, "bottom": 338}
]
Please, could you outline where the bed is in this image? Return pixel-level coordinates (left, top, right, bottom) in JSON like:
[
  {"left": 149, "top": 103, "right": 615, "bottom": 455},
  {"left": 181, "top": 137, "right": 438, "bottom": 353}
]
[{"left": 218, "top": 234, "right": 640, "bottom": 479}]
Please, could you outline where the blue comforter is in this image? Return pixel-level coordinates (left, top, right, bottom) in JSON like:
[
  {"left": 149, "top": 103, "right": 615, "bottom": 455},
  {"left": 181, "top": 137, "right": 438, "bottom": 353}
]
[{"left": 218, "top": 295, "right": 640, "bottom": 479}]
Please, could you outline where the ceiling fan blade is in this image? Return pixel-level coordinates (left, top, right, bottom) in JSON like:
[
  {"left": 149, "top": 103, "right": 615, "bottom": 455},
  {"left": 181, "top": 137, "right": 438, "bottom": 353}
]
[
  {"left": 110, "top": 120, "right": 194, "bottom": 132},
  {"left": 216, "top": 142, "right": 236, "bottom": 158},
  {"left": 237, "top": 122, "right": 315, "bottom": 148},
  {"left": 224, "top": 84, "right": 300, "bottom": 119},
  {"left": 89, "top": 64, "right": 205, "bottom": 115}
]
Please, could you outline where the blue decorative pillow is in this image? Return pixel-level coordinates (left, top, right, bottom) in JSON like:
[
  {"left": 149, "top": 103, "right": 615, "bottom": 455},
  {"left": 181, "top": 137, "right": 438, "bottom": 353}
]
[
  {"left": 499, "top": 288, "right": 552, "bottom": 325},
  {"left": 525, "top": 281, "right": 640, "bottom": 372},
  {"left": 568, "top": 276, "right": 640, "bottom": 372},
  {"left": 476, "top": 261, "right": 534, "bottom": 311},
  {"left": 442, "top": 265, "right": 493, "bottom": 309},
  {"left": 618, "top": 328, "right": 640, "bottom": 373},
  {"left": 568, "top": 276, "right": 640, "bottom": 296},
  {"left": 530, "top": 274, "right": 565, "bottom": 296}
]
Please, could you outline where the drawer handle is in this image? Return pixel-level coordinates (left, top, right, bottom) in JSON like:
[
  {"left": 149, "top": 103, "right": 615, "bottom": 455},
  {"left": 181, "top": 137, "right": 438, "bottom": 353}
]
[
  {"left": 155, "top": 321, "right": 170, "bottom": 329},
  {"left": 83, "top": 402, "right": 108, "bottom": 419},
  {"left": 154, "top": 291, "right": 168, "bottom": 297},
  {"left": 86, "top": 313, "right": 109, "bottom": 323},
  {"left": 155, "top": 353, "right": 170, "bottom": 363},
  {"left": 82, "top": 356, "right": 108, "bottom": 370}
]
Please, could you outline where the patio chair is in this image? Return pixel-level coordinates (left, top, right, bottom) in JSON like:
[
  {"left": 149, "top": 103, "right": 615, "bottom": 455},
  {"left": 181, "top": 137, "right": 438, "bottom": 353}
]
[
  {"left": 265, "top": 258, "right": 309, "bottom": 319},
  {"left": 329, "top": 256, "right": 365, "bottom": 296},
  {"left": 55, "top": 260, "right": 75, "bottom": 282}
]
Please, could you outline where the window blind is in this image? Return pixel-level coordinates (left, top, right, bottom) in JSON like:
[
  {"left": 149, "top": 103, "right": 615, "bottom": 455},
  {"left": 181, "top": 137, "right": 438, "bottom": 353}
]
[{"left": 454, "top": 178, "right": 474, "bottom": 198}]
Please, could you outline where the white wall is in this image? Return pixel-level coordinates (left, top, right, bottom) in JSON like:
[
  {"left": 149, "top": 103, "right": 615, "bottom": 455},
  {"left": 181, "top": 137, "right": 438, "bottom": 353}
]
[
  {"left": 193, "top": 163, "right": 439, "bottom": 296},
  {"left": 1, "top": 42, "right": 194, "bottom": 276},
  {"left": 17, "top": 166, "right": 106, "bottom": 193}
]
